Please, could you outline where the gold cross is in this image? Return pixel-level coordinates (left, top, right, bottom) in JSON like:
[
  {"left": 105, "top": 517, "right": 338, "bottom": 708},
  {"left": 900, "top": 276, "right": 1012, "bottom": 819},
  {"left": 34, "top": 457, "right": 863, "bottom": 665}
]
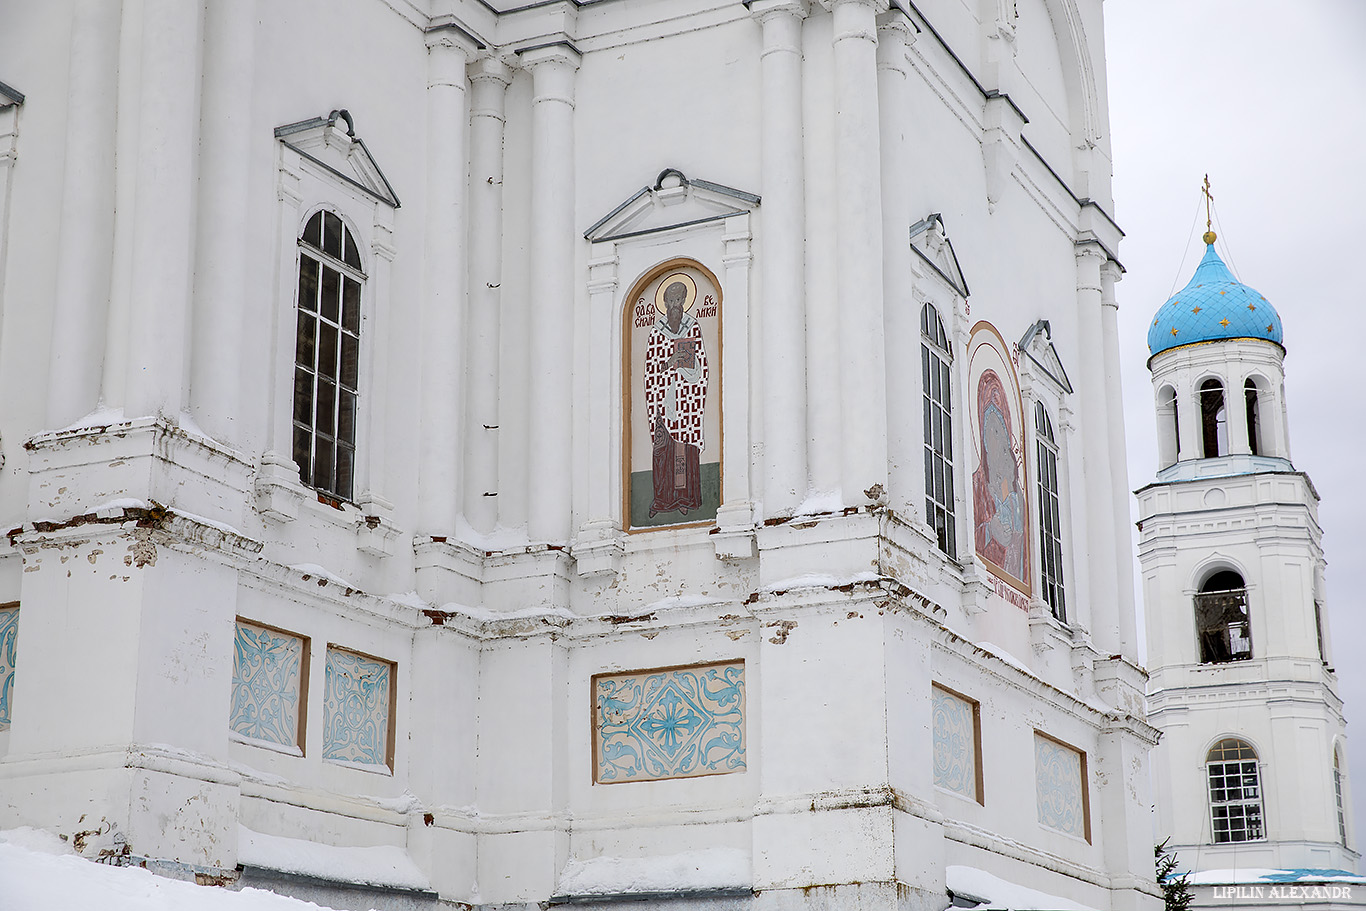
[{"left": 1203, "top": 174, "right": 1214, "bottom": 232}]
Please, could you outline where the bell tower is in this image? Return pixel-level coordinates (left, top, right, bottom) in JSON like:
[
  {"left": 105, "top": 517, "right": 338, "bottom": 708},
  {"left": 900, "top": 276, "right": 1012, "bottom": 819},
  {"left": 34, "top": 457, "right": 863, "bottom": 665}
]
[{"left": 1137, "top": 188, "right": 1357, "bottom": 883}]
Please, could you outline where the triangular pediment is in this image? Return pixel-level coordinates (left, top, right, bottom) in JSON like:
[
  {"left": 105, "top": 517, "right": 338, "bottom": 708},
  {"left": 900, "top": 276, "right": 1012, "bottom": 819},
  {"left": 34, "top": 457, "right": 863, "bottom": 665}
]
[
  {"left": 1017, "top": 319, "right": 1073, "bottom": 394},
  {"left": 275, "top": 110, "right": 400, "bottom": 208},
  {"left": 909, "top": 213, "right": 969, "bottom": 299},
  {"left": 585, "top": 168, "right": 759, "bottom": 243}
]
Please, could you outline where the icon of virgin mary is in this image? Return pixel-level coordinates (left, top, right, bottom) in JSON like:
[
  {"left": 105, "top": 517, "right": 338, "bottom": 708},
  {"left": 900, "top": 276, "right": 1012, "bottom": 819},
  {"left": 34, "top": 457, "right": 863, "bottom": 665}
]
[{"left": 972, "top": 369, "right": 1026, "bottom": 580}]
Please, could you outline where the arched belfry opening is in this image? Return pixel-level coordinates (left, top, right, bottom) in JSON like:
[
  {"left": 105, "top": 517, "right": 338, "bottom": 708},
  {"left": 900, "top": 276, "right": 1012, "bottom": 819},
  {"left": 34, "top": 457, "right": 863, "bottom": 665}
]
[
  {"left": 1195, "top": 569, "right": 1251, "bottom": 664},
  {"left": 1199, "top": 378, "right": 1227, "bottom": 458}
]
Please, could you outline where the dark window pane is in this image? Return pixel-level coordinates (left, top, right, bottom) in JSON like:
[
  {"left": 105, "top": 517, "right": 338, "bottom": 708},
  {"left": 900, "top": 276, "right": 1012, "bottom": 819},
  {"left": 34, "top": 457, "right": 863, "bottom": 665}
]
[
  {"left": 340, "top": 334, "right": 359, "bottom": 390},
  {"left": 293, "top": 425, "right": 312, "bottom": 486},
  {"left": 320, "top": 266, "right": 340, "bottom": 323},
  {"left": 314, "top": 439, "right": 335, "bottom": 493},
  {"left": 342, "top": 279, "right": 361, "bottom": 333},
  {"left": 316, "top": 382, "right": 336, "bottom": 438},
  {"left": 319, "top": 324, "right": 338, "bottom": 381},
  {"left": 323, "top": 212, "right": 343, "bottom": 259},
  {"left": 293, "top": 367, "right": 314, "bottom": 425},
  {"left": 297, "top": 257, "right": 319, "bottom": 313},
  {"left": 338, "top": 389, "right": 356, "bottom": 444},
  {"left": 343, "top": 230, "right": 361, "bottom": 270},
  {"left": 304, "top": 211, "right": 323, "bottom": 248},
  {"left": 335, "top": 445, "right": 355, "bottom": 500},
  {"left": 295, "top": 312, "right": 316, "bottom": 369}
]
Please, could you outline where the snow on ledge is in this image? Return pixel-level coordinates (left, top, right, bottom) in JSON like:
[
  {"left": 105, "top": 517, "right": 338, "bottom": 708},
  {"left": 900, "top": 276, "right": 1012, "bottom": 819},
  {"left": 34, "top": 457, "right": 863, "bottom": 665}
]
[
  {"left": 556, "top": 847, "right": 749, "bottom": 896},
  {"left": 946, "top": 865, "right": 1099, "bottom": 911},
  {"left": 238, "top": 825, "right": 429, "bottom": 892},
  {"left": 1185, "top": 867, "right": 1366, "bottom": 885},
  {"left": 0, "top": 833, "right": 340, "bottom": 911}
]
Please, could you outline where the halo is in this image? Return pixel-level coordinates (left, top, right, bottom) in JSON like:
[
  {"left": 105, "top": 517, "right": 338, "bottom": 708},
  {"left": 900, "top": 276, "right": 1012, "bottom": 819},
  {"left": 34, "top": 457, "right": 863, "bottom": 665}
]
[{"left": 654, "top": 272, "right": 698, "bottom": 314}]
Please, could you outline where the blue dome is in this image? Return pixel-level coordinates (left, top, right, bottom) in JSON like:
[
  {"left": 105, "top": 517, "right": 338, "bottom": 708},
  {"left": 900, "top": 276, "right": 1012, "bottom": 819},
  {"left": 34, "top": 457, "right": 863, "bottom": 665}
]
[{"left": 1147, "top": 243, "right": 1283, "bottom": 359}]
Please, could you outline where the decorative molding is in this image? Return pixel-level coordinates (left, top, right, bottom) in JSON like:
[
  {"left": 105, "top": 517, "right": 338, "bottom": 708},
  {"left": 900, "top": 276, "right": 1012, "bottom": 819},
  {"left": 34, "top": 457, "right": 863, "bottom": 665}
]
[{"left": 594, "top": 661, "right": 746, "bottom": 783}]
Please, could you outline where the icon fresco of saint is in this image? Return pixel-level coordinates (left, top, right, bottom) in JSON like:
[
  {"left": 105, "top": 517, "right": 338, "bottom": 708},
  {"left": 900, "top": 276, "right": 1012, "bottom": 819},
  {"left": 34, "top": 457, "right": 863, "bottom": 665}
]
[
  {"left": 966, "top": 322, "right": 1031, "bottom": 598},
  {"left": 624, "top": 260, "right": 722, "bottom": 530}
]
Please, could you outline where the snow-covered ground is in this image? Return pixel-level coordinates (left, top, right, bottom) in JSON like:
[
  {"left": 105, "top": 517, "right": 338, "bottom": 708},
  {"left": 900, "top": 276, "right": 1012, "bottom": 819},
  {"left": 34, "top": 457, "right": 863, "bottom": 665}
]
[{"left": 0, "top": 828, "right": 368, "bottom": 911}]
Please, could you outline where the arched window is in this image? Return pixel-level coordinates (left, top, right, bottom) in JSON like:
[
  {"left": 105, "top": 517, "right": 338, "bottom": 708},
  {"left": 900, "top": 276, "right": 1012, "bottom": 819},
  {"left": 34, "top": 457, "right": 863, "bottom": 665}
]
[
  {"left": 1195, "top": 570, "right": 1252, "bottom": 663},
  {"left": 1244, "top": 378, "right": 1261, "bottom": 456},
  {"left": 1156, "top": 384, "right": 1180, "bottom": 467},
  {"left": 1034, "top": 403, "right": 1065, "bottom": 621},
  {"left": 1207, "top": 738, "right": 1265, "bottom": 843},
  {"left": 294, "top": 210, "right": 364, "bottom": 502},
  {"left": 1199, "top": 378, "right": 1227, "bottom": 457},
  {"left": 921, "top": 303, "right": 956, "bottom": 559},
  {"left": 1335, "top": 748, "right": 1348, "bottom": 847}
]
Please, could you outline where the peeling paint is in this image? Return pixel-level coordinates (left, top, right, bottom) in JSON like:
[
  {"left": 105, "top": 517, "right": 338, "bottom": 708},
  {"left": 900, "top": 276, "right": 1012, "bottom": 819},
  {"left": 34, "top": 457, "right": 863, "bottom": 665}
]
[{"left": 767, "top": 619, "right": 797, "bottom": 645}]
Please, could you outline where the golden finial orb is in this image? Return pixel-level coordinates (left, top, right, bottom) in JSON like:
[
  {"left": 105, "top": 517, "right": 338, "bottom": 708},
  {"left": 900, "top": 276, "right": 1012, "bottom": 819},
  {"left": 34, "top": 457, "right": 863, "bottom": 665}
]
[{"left": 1203, "top": 230, "right": 1217, "bottom": 245}]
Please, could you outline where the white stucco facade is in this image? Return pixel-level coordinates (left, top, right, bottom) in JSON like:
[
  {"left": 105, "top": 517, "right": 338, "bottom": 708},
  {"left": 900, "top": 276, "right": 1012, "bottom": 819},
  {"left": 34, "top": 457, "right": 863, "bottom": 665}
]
[{"left": 0, "top": 2, "right": 1155, "bottom": 909}]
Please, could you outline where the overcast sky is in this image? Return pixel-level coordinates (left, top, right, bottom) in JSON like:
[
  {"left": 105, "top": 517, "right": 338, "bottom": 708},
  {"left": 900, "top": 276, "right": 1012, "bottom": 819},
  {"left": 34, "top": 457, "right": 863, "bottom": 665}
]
[{"left": 1103, "top": 0, "right": 1366, "bottom": 858}]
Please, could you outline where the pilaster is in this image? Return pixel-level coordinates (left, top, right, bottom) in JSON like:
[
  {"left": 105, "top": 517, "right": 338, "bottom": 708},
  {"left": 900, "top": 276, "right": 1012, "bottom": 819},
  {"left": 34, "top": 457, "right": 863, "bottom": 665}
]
[
  {"left": 751, "top": 0, "right": 810, "bottom": 517},
  {"left": 417, "top": 31, "right": 474, "bottom": 538},
  {"left": 523, "top": 44, "right": 581, "bottom": 544}
]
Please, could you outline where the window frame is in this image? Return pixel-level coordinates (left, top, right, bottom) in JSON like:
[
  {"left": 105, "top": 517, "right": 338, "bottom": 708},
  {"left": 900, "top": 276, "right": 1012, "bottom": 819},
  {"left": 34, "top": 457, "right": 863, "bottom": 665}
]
[
  {"left": 263, "top": 116, "right": 397, "bottom": 524},
  {"left": 1195, "top": 570, "right": 1253, "bottom": 664},
  {"left": 1206, "top": 737, "right": 1266, "bottom": 844},
  {"left": 229, "top": 617, "right": 311, "bottom": 756},
  {"left": 292, "top": 207, "right": 366, "bottom": 505},
  {"left": 1336, "top": 747, "right": 1349, "bottom": 848},
  {"left": 1033, "top": 403, "right": 1066, "bottom": 622},
  {"left": 1034, "top": 730, "right": 1092, "bottom": 843},
  {"left": 921, "top": 302, "right": 957, "bottom": 560},
  {"left": 932, "top": 682, "right": 984, "bottom": 804},
  {"left": 322, "top": 643, "right": 398, "bottom": 772}
]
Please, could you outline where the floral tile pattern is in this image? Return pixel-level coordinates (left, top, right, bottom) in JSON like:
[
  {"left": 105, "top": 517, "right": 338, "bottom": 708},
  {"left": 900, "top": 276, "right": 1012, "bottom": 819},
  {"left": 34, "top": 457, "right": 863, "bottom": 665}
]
[
  {"left": 230, "top": 621, "right": 305, "bottom": 749},
  {"left": 1036, "top": 733, "right": 1087, "bottom": 838},
  {"left": 322, "top": 648, "right": 392, "bottom": 767},
  {"left": 595, "top": 661, "right": 745, "bottom": 783},
  {"left": 0, "top": 605, "right": 17, "bottom": 726},
  {"left": 933, "top": 686, "right": 976, "bottom": 798}
]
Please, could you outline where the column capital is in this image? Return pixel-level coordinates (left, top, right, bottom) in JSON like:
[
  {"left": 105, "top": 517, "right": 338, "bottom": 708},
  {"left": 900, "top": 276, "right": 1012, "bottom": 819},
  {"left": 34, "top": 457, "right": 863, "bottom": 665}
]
[
  {"left": 468, "top": 54, "right": 513, "bottom": 87},
  {"left": 747, "top": 0, "right": 810, "bottom": 22},
  {"left": 1074, "top": 240, "right": 1108, "bottom": 265},
  {"left": 518, "top": 41, "right": 582, "bottom": 73},
  {"left": 817, "top": 0, "right": 889, "bottom": 13},
  {"left": 424, "top": 23, "right": 481, "bottom": 56}
]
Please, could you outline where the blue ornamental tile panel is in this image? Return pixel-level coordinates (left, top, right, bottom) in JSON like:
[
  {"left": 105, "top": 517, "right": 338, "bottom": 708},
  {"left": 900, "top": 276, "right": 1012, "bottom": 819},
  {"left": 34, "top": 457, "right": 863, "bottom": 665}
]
[
  {"left": 1035, "top": 733, "right": 1087, "bottom": 839},
  {"left": 230, "top": 621, "right": 306, "bottom": 750},
  {"left": 323, "top": 647, "right": 393, "bottom": 767},
  {"left": 595, "top": 661, "right": 746, "bottom": 783},
  {"left": 932, "top": 686, "right": 977, "bottom": 799},
  {"left": 0, "top": 605, "right": 17, "bottom": 726}
]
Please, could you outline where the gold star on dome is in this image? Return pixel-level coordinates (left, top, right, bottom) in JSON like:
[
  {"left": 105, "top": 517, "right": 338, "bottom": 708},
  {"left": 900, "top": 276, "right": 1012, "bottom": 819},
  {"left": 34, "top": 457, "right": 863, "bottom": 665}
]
[
  {"left": 1171, "top": 327, "right": 1179, "bottom": 336},
  {"left": 1219, "top": 290, "right": 1227, "bottom": 295},
  {"left": 1219, "top": 318, "right": 1230, "bottom": 327},
  {"left": 1153, "top": 319, "right": 1159, "bottom": 326},
  {"left": 1248, "top": 303, "right": 1256, "bottom": 311},
  {"left": 1192, "top": 306, "right": 1202, "bottom": 313},
  {"left": 1266, "top": 324, "right": 1274, "bottom": 332}
]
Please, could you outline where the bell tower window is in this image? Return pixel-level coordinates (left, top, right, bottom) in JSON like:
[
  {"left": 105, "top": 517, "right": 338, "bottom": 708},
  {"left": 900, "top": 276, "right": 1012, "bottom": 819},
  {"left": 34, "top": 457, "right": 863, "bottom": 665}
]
[
  {"left": 1207, "top": 738, "right": 1265, "bottom": 843},
  {"left": 1195, "top": 570, "right": 1252, "bottom": 663},
  {"left": 1199, "top": 378, "right": 1227, "bottom": 457},
  {"left": 1244, "top": 378, "right": 1261, "bottom": 455}
]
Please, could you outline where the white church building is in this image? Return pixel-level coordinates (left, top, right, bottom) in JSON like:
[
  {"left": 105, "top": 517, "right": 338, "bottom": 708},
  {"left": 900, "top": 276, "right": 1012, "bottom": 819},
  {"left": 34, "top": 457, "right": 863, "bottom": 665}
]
[
  {"left": 0, "top": 1, "right": 1158, "bottom": 909},
  {"left": 1138, "top": 224, "right": 1362, "bottom": 909}
]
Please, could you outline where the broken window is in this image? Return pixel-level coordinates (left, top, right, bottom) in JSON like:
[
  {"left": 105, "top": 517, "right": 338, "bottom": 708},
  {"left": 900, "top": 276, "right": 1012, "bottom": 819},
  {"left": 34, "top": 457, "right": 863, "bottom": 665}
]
[
  {"left": 293, "top": 210, "right": 363, "bottom": 502},
  {"left": 1207, "top": 738, "right": 1265, "bottom": 843},
  {"left": 922, "top": 303, "right": 956, "bottom": 559},
  {"left": 1195, "top": 570, "right": 1252, "bottom": 663},
  {"left": 1034, "top": 403, "right": 1065, "bottom": 622}
]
